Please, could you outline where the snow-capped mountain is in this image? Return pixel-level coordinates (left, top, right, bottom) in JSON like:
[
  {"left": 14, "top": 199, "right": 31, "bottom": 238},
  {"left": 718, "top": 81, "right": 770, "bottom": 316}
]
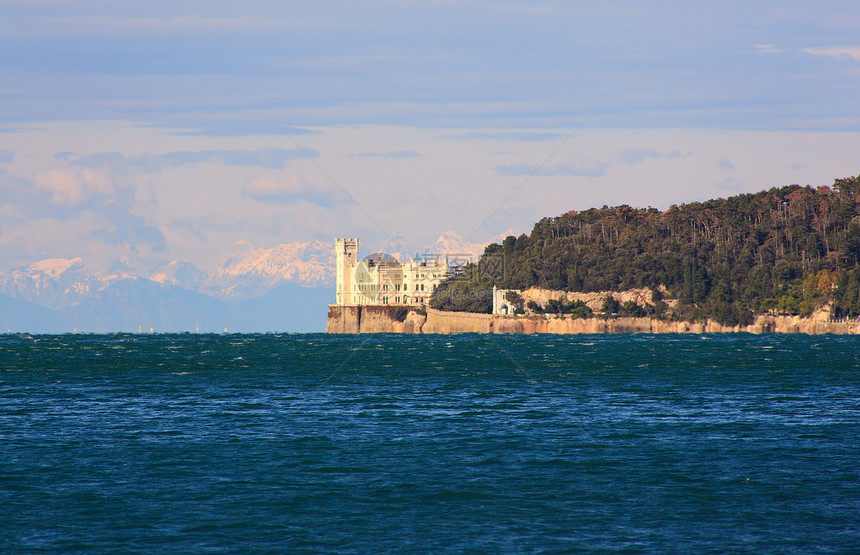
[
  {"left": 369, "top": 231, "right": 503, "bottom": 263},
  {"left": 0, "top": 246, "right": 335, "bottom": 332},
  {"left": 0, "top": 241, "right": 337, "bottom": 311},
  {"left": 428, "top": 231, "right": 489, "bottom": 261},
  {"left": 0, "top": 231, "right": 517, "bottom": 332},
  {"left": 375, "top": 232, "right": 413, "bottom": 261},
  {"left": 0, "top": 257, "right": 102, "bottom": 309},
  {"left": 149, "top": 260, "right": 208, "bottom": 291},
  {"left": 201, "top": 240, "right": 335, "bottom": 299}
]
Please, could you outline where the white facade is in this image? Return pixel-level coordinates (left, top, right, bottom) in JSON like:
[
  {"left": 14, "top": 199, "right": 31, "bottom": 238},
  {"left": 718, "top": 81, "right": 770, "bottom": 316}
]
[
  {"left": 334, "top": 238, "right": 449, "bottom": 306},
  {"left": 492, "top": 286, "right": 521, "bottom": 315}
]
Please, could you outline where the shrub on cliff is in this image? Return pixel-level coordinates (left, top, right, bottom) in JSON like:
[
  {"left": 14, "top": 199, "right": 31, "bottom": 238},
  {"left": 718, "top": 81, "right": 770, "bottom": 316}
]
[
  {"left": 620, "top": 300, "right": 647, "bottom": 317},
  {"left": 526, "top": 300, "right": 543, "bottom": 314},
  {"left": 390, "top": 305, "right": 409, "bottom": 322},
  {"left": 601, "top": 296, "right": 620, "bottom": 314}
]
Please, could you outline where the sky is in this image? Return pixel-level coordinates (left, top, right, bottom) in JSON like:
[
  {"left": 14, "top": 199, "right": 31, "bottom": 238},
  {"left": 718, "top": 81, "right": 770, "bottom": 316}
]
[{"left": 1, "top": 0, "right": 859, "bottom": 275}]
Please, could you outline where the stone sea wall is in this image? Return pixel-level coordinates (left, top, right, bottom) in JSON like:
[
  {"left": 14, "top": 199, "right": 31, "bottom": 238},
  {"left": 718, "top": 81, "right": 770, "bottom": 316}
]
[
  {"left": 327, "top": 305, "right": 426, "bottom": 334},
  {"left": 327, "top": 305, "right": 860, "bottom": 335}
]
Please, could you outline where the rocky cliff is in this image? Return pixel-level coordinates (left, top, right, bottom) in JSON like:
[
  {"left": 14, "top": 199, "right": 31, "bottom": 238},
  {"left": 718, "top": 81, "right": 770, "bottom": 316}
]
[
  {"left": 328, "top": 306, "right": 860, "bottom": 335},
  {"left": 519, "top": 286, "right": 666, "bottom": 312}
]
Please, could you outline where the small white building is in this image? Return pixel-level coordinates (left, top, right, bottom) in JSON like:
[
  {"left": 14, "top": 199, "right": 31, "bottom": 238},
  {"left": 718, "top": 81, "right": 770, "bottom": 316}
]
[
  {"left": 492, "top": 286, "right": 521, "bottom": 315},
  {"left": 335, "top": 238, "right": 449, "bottom": 306}
]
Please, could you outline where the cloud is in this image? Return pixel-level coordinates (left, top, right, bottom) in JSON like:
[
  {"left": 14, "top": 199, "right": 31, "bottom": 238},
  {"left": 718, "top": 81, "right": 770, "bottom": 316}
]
[
  {"left": 755, "top": 44, "right": 782, "bottom": 54},
  {"left": 95, "top": 214, "right": 168, "bottom": 253},
  {"left": 0, "top": 175, "right": 49, "bottom": 216},
  {"left": 0, "top": 169, "right": 165, "bottom": 253},
  {"left": 33, "top": 168, "right": 115, "bottom": 207},
  {"left": 163, "top": 119, "right": 318, "bottom": 138},
  {"left": 70, "top": 148, "right": 312, "bottom": 173},
  {"left": 0, "top": 149, "right": 14, "bottom": 164},
  {"left": 54, "top": 151, "right": 77, "bottom": 161},
  {"left": 92, "top": 185, "right": 166, "bottom": 253},
  {"left": 618, "top": 148, "right": 688, "bottom": 165},
  {"left": 29, "top": 15, "right": 317, "bottom": 37},
  {"left": 357, "top": 150, "right": 422, "bottom": 159},
  {"left": 718, "top": 159, "right": 734, "bottom": 170},
  {"left": 443, "top": 131, "right": 567, "bottom": 142},
  {"left": 69, "top": 152, "right": 125, "bottom": 169},
  {"left": 491, "top": 144, "right": 689, "bottom": 187},
  {"left": 146, "top": 148, "right": 311, "bottom": 170},
  {"left": 242, "top": 174, "right": 339, "bottom": 207},
  {"left": 764, "top": 44, "right": 860, "bottom": 62},
  {"left": 803, "top": 47, "right": 860, "bottom": 61},
  {"left": 495, "top": 156, "right": 611, "bottom": 177}
]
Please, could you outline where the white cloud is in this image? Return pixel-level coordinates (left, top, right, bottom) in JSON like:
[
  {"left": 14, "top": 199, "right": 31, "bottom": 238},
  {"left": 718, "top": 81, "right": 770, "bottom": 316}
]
[
  {"left": 5, "top": 121, "right": 860, "bottom": 277},
  {"left": 442, "top": 131, "right": 567, "bottom": 142},
  {"left": 70, "top": 148, "right": 310, "bottom": 173},
  {"left": 802, "top": 47, "right": 860, "bottom": 61},
  {"left": 755, "top": 44, "right": 781, "bottom": 54},
  {"left": 495, "top": 156, "right": 611, "bottom": 177},
  {"left": 242, "top": 174, "right": 339, "bottom": 207},
  {"left": 244, "top": 174, "right": 307, "bottom": 197},
  {"left": 33, "top": 168, "right": 115, "bottom": 207},
  {"left": 357, "top": 150, "right": 423, "bottom": 159},
  {"left": 618, "top": 148, "right": 688, "bottom": 165}
]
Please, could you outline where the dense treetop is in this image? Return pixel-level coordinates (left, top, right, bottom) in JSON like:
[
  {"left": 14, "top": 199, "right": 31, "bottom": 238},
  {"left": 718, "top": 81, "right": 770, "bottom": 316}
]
[{"left": 430, "top": 175, "right": 860, "bottom": 324}]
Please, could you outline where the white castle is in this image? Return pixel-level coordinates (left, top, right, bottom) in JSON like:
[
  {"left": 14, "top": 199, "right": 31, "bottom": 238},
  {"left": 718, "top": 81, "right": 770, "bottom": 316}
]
[{"left": 334, "top": 238, "right": 450, "bottom": 306}]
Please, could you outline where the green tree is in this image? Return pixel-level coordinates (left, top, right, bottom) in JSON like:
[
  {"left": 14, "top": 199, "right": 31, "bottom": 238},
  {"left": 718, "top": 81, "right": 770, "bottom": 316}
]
[
  {"left": 602, "top": 296, "right": 620, "bottom": 314},
  {"left": 430, "top": 175, "right": 860, "bottom": 322}
]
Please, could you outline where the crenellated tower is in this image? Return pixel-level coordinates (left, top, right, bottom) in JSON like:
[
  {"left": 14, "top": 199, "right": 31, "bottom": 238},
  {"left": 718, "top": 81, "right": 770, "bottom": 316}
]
[{"left": 335, "top": 238, "right": 359, "bottom": 304}]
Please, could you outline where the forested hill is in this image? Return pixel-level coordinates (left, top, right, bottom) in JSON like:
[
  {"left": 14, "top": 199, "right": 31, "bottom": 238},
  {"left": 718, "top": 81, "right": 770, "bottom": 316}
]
[{"left": 430, "top": 175, "right": 860, "bottom": 324}]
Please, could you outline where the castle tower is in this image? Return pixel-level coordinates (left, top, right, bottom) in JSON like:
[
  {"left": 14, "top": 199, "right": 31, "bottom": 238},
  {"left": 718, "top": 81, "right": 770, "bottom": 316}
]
[{"left": 335, "top": 238, "right": 359, "bottom": 304}]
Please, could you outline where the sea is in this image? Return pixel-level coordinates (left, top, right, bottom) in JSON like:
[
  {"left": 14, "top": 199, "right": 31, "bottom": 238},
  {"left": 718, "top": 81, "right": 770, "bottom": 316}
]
[{"left": 1, "top": 333, "right": 858, "bottom": 553}]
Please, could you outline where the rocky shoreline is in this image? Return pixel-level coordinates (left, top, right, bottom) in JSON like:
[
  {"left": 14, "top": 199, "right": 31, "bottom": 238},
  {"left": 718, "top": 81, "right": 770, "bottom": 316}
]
[{"left": 327, "top": 305, "right": 860, "bottom": 335}]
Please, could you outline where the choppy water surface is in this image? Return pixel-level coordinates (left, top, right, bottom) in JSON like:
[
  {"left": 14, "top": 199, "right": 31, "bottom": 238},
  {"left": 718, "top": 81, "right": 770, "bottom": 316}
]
[{"left": 1, "top": 333, "right": 858, "bottom": 552}]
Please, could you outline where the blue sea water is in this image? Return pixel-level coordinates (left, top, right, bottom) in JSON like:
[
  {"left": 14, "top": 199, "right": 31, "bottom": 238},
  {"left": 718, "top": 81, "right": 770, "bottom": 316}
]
[{"left": 1, "top": 333, "right": 858, "bottom": 553}]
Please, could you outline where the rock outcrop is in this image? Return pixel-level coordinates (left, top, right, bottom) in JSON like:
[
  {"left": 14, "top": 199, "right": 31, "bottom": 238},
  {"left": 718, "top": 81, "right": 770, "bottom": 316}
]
[{"left": 519, "top": 286, "right": 667, "bottom": 312}]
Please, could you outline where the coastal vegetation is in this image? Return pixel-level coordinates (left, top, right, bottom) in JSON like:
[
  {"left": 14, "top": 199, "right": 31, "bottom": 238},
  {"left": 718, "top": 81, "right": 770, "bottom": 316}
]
[{"left": 430, "top": 175, "right": 860, "bottom": 325}]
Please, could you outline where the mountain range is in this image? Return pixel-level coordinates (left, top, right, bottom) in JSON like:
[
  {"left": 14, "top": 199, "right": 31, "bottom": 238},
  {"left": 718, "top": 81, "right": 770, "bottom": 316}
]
[{"left": 0, "top": 233, "right": 491, "bottom": 333}]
